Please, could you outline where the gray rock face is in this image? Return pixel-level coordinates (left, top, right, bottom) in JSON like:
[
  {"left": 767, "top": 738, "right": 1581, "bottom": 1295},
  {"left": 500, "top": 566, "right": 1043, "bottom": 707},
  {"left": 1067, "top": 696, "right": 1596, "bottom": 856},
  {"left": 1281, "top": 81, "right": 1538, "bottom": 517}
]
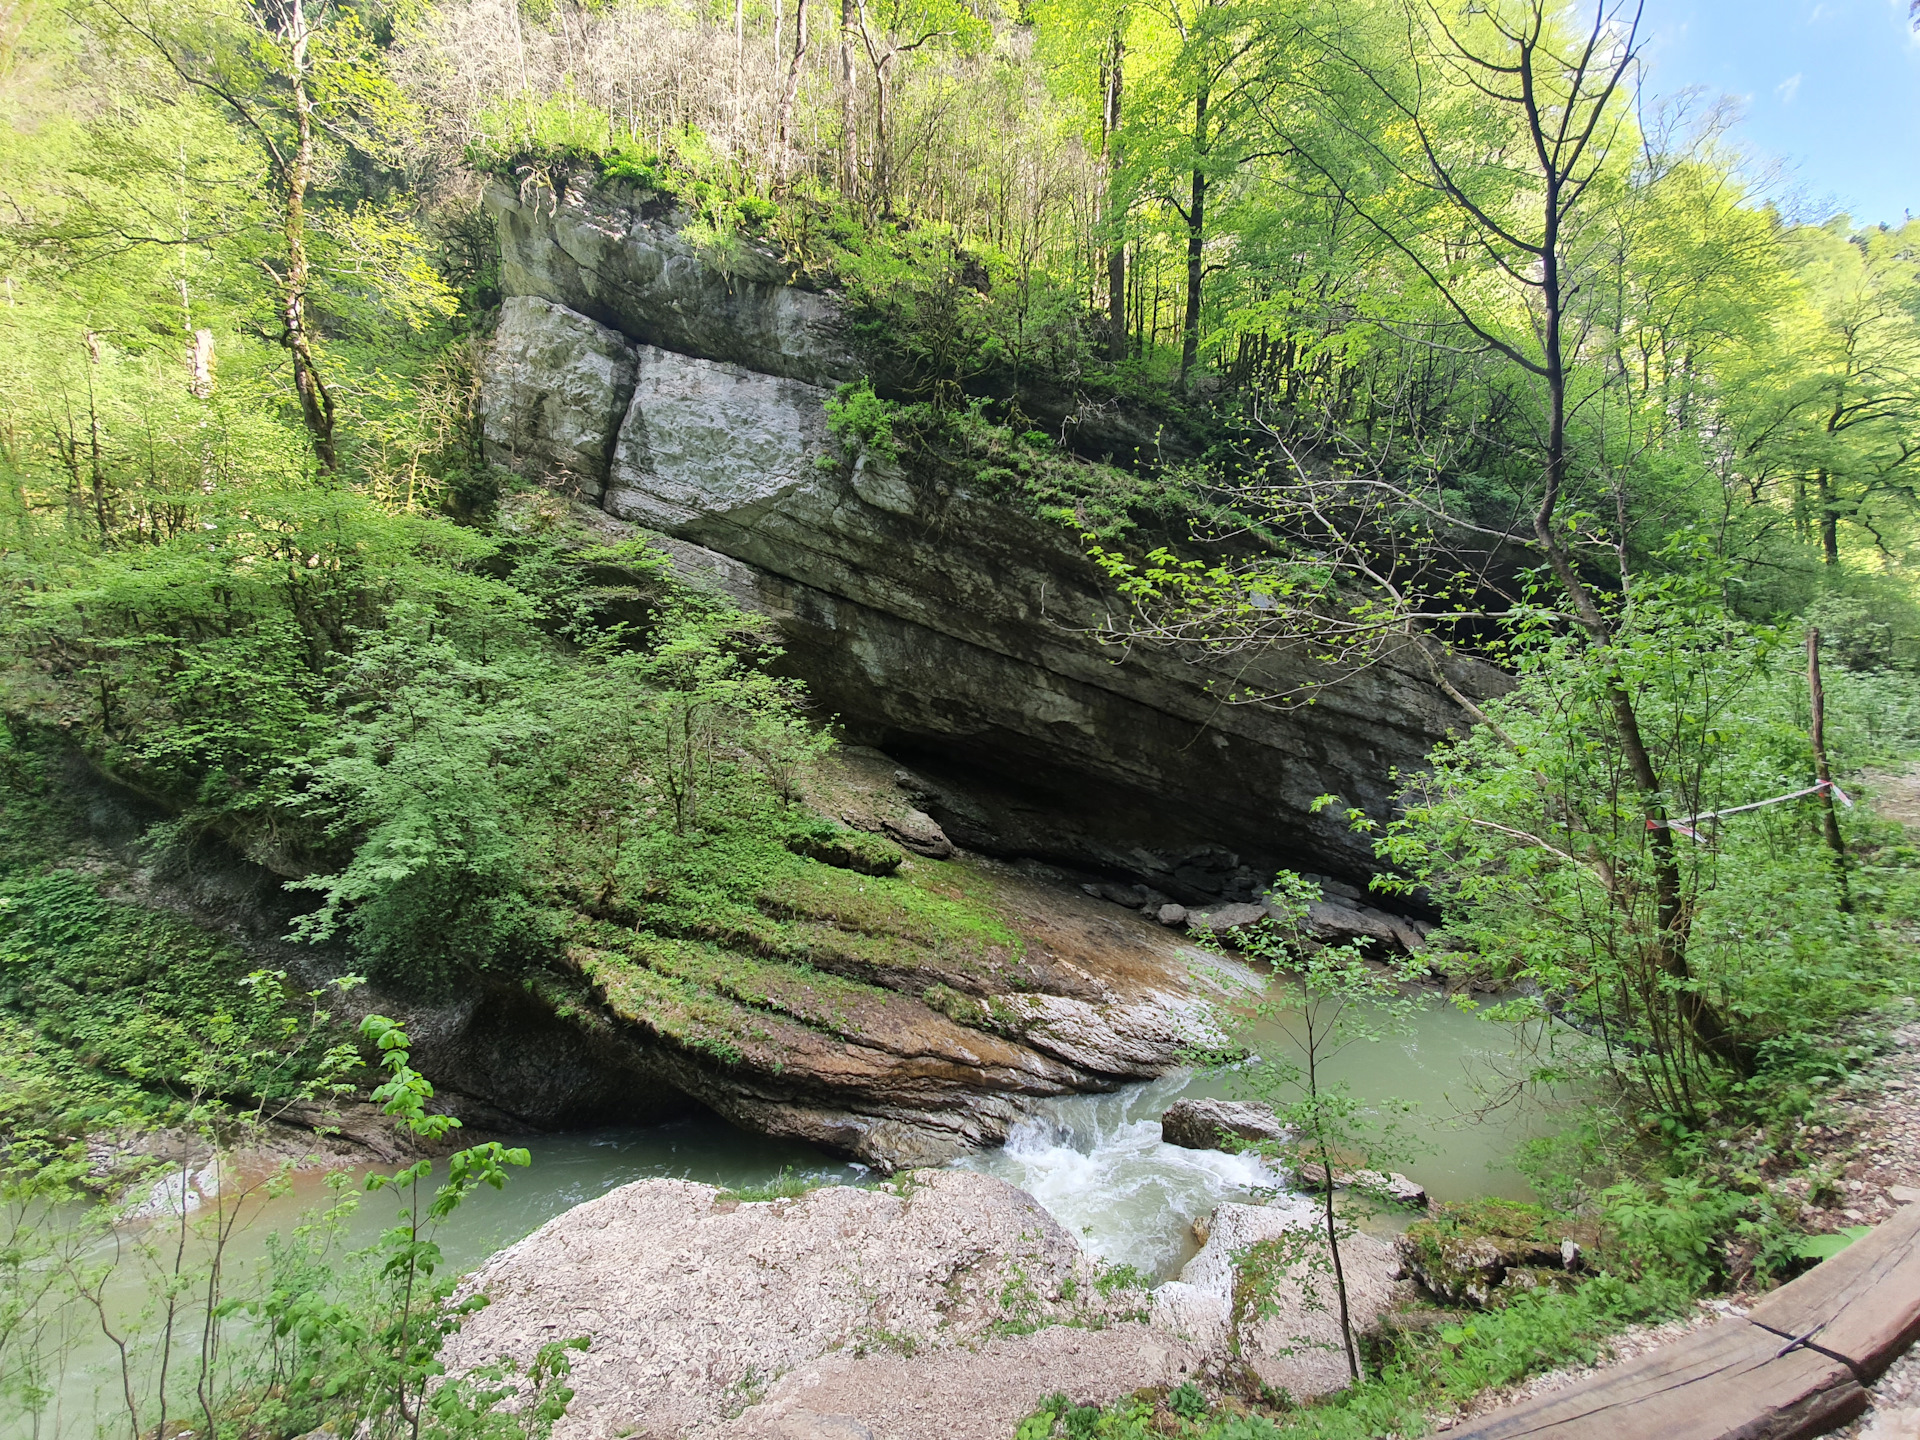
[
  {"left": 1305, "top": 899, "right": 1419, "bottom": 951},
  {"left": 1160, "top": 1098, "right": 1287, "bottom": 1151},
  {"left": 1295, "top": 1166, "right": 1429, "bottom": 1209},
  {"left": 482, "top": 297, "right": 637, "bottom": 491},
  {"left": 481, "top": 175, "right": 1501, "bottom": 886},
  {"left": 1189, "top": 902, "right": 1271, "bottom": 934},
  {"left": 488, "top": 177, "right": 858, "bottom": 385},
  {"left": 605, "top": 345, "right": 834, "bottom": 528}
]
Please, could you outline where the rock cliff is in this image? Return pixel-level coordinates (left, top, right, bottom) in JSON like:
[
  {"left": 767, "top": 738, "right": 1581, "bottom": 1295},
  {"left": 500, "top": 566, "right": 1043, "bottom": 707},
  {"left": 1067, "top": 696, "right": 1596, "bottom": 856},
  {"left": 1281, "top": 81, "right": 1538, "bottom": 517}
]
[{"left": 480, "top": 173, "right": 1497, "bottom": 892}]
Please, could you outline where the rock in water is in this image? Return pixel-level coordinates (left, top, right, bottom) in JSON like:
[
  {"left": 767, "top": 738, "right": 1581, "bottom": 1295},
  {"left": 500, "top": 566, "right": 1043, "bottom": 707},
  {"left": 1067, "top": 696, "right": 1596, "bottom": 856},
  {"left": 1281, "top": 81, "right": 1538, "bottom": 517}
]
[
  {"left": 1160, "top": 1098, "right": 1286, "bottom": 1151},
  {"left": 1298, "top": 900, "right": 1430, "bottom": 953},
  {"left": 439, "top": 1170, "right": 1192, "bottom": 1440},
  {"left": 1294, "top": 1166, "right": 1429, "bottom": 1210}
]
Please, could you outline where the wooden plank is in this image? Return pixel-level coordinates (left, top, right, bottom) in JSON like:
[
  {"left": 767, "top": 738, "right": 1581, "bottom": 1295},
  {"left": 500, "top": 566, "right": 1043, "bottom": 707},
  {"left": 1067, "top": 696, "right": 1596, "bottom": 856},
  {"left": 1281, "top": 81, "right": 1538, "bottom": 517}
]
[
  {"left": 1747, "top": 1201, "right": 1920, "bottom": 1380},
  {"left": 1447, "top": 1317, "right": 1865, "bottom": 1440}
]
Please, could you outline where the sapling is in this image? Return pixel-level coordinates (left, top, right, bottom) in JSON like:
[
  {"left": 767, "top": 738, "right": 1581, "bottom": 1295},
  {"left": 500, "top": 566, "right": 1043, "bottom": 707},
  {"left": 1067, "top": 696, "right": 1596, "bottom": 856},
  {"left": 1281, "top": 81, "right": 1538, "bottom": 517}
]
[{"left": 1218, "top": 872, "right": 1422, "bottom": 1382}]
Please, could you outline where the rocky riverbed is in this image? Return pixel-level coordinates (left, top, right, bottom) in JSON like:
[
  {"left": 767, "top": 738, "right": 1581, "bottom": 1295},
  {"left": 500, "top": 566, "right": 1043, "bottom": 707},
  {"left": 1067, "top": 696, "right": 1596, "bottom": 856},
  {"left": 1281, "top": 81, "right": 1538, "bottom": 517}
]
[{"left": 439, "top": 1168, "right": 1400, "bottom": 1440}]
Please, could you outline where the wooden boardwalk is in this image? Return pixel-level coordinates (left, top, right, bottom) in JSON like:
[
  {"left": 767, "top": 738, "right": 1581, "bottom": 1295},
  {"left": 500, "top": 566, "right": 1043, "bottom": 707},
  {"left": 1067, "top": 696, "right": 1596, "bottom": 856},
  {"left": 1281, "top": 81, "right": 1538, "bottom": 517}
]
[{"left": 1449, "top": 1202, "right": 1920, "bottom": 1440}]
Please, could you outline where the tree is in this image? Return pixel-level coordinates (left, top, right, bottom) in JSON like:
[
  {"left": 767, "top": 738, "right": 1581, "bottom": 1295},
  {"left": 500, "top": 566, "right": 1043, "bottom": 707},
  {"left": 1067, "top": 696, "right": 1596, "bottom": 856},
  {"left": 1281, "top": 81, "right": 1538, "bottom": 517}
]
[
  {"left": 1218, "top": 879, "right": 1421, "bottom": 1383},
  {"left": 1093, "top": 0, "right": 1752, "bottom": 1077},
  {"left": 848, "top": 0, "right": 991, "bottom": 214},
  {"left": 1127, "top": 0, "right": 1266, "bottom": 385},
  {"left": 99, "top": 0, "right": 416, "bottom": 473},
  {"left": 1775, "top": 219, "right": 1920, "bottom": 567},
  {"left": 1104, "top": 17, "right": 1128, "bottom": 360},
  {"left": 1376, "top": 580, "right": 1873, "bottom": 1121},
  {"left": 774, "top": 0, "right": 812, "bottom": 179}
]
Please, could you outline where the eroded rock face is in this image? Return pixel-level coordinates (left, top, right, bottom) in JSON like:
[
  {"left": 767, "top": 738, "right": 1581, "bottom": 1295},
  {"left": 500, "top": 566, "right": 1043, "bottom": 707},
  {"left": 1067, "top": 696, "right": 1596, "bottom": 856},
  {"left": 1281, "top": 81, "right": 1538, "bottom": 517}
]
[
  {"left": 480, "top": 181, "right": 1497, "bottom": 885},
  {"left": 511, "top": 817, "right": 1264, "bottom": 1171},
  {"left": 489, "top": 180, "right": 858, "bottom": 385},
  {"left": 482, "top": 297, "right": 637, "bottom": 491}
]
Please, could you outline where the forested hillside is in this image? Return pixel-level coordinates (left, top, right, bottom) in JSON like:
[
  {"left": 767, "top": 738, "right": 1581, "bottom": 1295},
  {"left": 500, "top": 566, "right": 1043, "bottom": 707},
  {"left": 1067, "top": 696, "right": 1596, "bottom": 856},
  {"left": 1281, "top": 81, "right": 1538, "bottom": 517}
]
[{"left": 5, "top": 0, "right": 1920, "bottom": 1436}]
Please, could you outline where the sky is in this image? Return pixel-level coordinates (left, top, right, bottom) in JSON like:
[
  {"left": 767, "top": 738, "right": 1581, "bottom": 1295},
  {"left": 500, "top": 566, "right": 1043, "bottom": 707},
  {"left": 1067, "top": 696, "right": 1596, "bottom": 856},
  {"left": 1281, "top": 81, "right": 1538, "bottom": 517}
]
[{"left": 1639, "top": 0, "right": 1920, "bottom": 227}]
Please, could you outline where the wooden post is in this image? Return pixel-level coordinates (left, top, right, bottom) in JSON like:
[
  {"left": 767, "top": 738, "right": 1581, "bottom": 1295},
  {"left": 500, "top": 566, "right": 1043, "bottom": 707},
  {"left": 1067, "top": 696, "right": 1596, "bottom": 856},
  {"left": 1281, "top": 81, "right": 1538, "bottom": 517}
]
[{"left": 1808, "top": 627, "right": 1851, "bottom": 910}]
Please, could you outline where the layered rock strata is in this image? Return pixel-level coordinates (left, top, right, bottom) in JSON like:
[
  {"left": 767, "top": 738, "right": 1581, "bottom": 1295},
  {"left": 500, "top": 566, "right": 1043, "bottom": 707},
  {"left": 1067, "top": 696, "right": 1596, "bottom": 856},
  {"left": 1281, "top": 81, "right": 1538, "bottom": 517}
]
[
  {"left": 406, "top": 824, "right": 1265, "bottom": 1170},
  {"left": 480, "top": 173, "right": 1498, "bottom": 889}
]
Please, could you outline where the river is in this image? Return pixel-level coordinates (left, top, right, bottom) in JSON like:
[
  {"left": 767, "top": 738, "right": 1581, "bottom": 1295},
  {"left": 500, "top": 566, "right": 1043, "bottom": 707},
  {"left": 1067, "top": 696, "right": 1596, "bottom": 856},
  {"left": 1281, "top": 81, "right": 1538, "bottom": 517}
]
[{"left": 17, "top": 995, "right": 1561, "bottom": 1439}]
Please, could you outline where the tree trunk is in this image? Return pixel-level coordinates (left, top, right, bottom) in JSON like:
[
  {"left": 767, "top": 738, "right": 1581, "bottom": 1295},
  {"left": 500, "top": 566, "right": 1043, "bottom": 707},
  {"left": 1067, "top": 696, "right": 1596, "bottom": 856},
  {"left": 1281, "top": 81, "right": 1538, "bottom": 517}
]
[
  {"left": 1808, "top": 627, "right": 1851, "bottom": 908},
  {"left": 1816, "top": 468, "right": 1840, "bottom": 565},
  {"left": 775, "top": 0, "right": 809, "bottom": 180},
  {"left": 838, "top": 0, "right": 859, "bottom": 199},
  {"left": 1529, "top": 175, "right": 1744, "bottom": 1082},
  {"left": 82, "top": 330, "right": 109, "bottom": 540},
  {"left": 871, "top": 54, "right": 891, "bottom": 212},
  {"left": 282, "top": 0, "right": 336, "bottom": 473},
  {"left": 1179, "top": 84, "right": 1208, "bottom": 388},
  {"left": 190, "top": 329, "right": 215, "bottom": 399},
  {"left": 1105, "top": 30, "right": 1127, "bottom": 363}
]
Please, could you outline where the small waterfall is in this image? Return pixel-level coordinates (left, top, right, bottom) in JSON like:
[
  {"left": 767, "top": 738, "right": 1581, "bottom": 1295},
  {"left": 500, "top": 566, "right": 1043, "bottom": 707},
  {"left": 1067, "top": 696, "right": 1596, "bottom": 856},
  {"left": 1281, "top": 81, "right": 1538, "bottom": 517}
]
[{"left": 956, "top": 1071, "right": 1282, "bottom": 1279}]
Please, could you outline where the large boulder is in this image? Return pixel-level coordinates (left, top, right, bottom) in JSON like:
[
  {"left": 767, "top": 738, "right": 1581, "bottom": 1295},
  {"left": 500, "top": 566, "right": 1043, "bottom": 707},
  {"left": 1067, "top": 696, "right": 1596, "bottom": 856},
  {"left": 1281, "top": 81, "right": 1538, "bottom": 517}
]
[
  {"left": 439, "top": 1170, "right": 1184, "bottom": 1440},
  {"left": 1160, "top": 1098, "right": 1286, "bottom": 1152},
  {"left": 481, "top": 297, "right": 638, "bottom": 492},
  {"left": 1395, "top": 1201, "right": 1596, "bottom": 1308},
  {"left": 1150, "top": 1200, "right": 1397, "bottom": 1402},
  {"left": 604, "top": 346, "right": 835, "bottom": 531},
  {"left": 1188, "top": 902, "right": 1271, "bottom": 934},
  {"left": 1303, "top": 900, "right": 1419, "bottom": 951}
]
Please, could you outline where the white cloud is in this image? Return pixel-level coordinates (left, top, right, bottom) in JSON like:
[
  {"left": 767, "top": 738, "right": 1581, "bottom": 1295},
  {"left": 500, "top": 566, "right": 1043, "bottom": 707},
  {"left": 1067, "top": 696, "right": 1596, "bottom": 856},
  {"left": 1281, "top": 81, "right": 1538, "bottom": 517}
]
[{"left": 1776, "top": 73, "right": 1804, "bottom": 102}]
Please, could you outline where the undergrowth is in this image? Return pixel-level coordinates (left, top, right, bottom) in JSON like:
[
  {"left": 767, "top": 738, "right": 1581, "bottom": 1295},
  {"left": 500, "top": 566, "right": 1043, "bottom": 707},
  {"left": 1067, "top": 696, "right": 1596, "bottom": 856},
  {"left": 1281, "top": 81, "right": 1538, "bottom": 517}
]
[{"left": 1018, "top": 1274, "right": 1688, "bottom": 1439}]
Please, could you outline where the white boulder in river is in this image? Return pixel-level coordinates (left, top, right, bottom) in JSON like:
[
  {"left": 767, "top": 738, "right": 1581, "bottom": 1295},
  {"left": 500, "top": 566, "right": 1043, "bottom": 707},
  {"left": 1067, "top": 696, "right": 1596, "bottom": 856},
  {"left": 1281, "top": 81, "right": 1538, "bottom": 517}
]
[{"left": 442, "top": 1169, "right": 1398, "bottom": 1439}]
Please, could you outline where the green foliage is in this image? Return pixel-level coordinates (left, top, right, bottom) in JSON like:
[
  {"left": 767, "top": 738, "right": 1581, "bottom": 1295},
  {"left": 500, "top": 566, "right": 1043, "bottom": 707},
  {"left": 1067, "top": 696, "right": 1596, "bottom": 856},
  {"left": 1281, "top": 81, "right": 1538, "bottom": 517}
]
[
  {"left": 1015, "top": 1269, "right": 1687, "bottom": 1439},
  {"left": 825, "top": 381, "right": 903, "bottom": 464},
  {"left": 1792, "top": 1225, "right": 1871, "bottom": 1261},
  {"left": 1374, "top": 563, "right": 1920, "bottom": 1123},
  {"left": 0, "top": 870, "right": 349, "bottom": 1104},
  {"left": 785, "top": 825, "right": 906, "bottom": 876},
  {"left": 718, "top": 1166, "right": 830, "bottom": 1203},
  {"left": 229, "top": 1015, "right": 582, "bottom": 1440},
  {"left": 0, "top": 740, "right": 366, "bottom": 1152}
]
